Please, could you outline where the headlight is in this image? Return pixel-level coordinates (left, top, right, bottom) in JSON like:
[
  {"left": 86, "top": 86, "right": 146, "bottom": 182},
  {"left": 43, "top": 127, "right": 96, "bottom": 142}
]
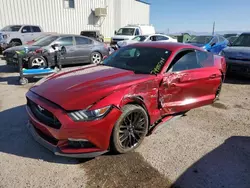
[
  {"left": 2, "top": 34, "right": 9, "bottom": 39},
  {"left": 68, "top": 105, "right": 112, "bottom": 121}
]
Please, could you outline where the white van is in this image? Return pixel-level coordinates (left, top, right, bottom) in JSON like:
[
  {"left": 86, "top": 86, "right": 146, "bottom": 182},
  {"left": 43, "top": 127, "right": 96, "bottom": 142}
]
[{"left": 111, "top": 24, "right": 155, "bottom": 45}]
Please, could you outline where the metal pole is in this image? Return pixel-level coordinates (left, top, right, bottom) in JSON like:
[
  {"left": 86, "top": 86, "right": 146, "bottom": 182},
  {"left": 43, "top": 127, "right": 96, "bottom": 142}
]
[
  {"left": 18, "top": 53, "right": 23, "bottom": 80},
  {"left": 212, "top": 22, "right": 215, "bottom": 35}
]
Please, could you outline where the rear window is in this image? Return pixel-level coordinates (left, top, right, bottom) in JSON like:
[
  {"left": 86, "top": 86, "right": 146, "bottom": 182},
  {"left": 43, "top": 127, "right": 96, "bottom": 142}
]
[{"left": 1, "top": 25, "right": 22, "bottom": 32}]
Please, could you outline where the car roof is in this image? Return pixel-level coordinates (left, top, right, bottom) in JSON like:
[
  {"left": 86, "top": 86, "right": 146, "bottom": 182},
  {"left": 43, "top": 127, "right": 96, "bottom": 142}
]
[{"left": 130, "top": 42, "right": 202, "bottom": 52}]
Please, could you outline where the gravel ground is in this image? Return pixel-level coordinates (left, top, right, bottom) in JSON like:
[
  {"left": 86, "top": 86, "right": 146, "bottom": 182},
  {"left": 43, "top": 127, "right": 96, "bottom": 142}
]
[{"left": 0, "top": 56, "right": 250, "bottom": 188}]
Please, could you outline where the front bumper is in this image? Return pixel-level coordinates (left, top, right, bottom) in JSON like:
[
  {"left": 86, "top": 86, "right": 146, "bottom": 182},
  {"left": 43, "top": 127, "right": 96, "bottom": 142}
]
[
  {"left": 26, "top": 90, "right": 122, "bottom": 158},
  {"left": 226, "top": 58, "right": 250, "bottom": 76}
]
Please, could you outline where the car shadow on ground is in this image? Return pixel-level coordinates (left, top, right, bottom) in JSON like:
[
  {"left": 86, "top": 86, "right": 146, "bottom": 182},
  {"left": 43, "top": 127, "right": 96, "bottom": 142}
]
[
  {"left": 171, "top": 136, "right": 250, "bottom": 188},
  {"left": 0, "top": 64, "right": 18, "bottom": 73},
  {"left": 224, "top": 74, "right": 250, "bottom": 85},
  {"left": 0, "top": 105, "right": 91, "bottom": 164}
]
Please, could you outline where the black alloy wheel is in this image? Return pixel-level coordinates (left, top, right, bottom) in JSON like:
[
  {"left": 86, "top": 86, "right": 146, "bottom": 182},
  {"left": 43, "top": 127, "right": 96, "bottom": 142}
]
[{"left": 111, "top": 105, "right": 148, "bottom": 154}]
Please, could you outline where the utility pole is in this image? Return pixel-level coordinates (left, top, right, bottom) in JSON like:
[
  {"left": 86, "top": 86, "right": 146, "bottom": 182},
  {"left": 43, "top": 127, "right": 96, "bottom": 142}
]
[{"left": 212, "top": 21, "right": 215, "bottom": 35}]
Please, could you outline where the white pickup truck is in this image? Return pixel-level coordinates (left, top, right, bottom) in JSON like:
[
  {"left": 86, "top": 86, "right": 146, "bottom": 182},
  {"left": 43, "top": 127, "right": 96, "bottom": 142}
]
[
  {"left": 110, "top": 24, "right": 155, "bottom": 46},
  {"left": 0, "top": 25, "right": 44, "bottom": 50}
]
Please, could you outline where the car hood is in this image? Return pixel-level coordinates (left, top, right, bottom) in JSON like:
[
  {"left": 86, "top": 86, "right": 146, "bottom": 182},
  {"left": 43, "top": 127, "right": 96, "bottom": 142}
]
[
  {"left": 30, "top": 65, "right": 153, "bottom": 110},
  {"left": 117, "top": 40, "right": 138, "bottom": 47},
  {"left": 223, "top": 46, "right": 250, "bottom": 59},
  {"left": 186, "top": 43, "right": 205, "bottom": 47},
  {"left": 3, "top": 45, "right": 41, "bottom": 53}
]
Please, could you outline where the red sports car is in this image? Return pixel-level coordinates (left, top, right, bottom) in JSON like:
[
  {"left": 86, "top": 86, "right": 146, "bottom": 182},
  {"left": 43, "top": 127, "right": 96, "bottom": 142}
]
[{"left": 26, "top": 42, "right": 226, "bottom": 158}]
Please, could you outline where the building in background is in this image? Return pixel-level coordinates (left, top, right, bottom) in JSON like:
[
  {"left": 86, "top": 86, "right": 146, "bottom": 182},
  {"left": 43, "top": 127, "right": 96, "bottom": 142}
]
[{"left": 0, "top": 0, "right": 150, "bottom": 41}]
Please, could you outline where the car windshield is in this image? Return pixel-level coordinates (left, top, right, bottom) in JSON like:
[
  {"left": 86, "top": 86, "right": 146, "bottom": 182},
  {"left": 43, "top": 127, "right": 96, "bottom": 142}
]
[
  {"left": 231, "top": 34, "right": 250, "bottom": 47},
  {"left": 132, "top": 35, "right": 148, "bottom": 42},
  {"left": 1, "top": 25, "right": 22, "bottom": 32},
  {"left": 187, "top": 36, "right": 213, "bottom": 44},
  {"left": 116, "top": 28, "right": 135, "bottom": 36},
  {"left": 33, "top": 36, "right": 59, "bottom": 47},
  {"left": 102, "top": 46, "right": 171, "bottom": 74}
]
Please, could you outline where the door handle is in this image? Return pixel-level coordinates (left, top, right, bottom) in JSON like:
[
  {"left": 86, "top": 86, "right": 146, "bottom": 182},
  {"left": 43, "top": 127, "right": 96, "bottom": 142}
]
[{"left": 209, "top": 74, "right": 218, "bottom": 79}]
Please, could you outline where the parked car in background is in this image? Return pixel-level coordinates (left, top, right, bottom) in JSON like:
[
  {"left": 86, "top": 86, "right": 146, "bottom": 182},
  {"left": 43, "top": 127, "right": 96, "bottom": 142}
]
[
  {"left": 227, "top": 35, "right": 238, "bottom": 45},
  {"left": 0, "top": 25, "right": 44, "bottom": 50},
  {"left": 3, "top": 34, "right": 109, "bottom": 68},
  {"left": 117, "top": 34, "right": 177, "bottom": 48},
  {"left": 186, "top": 35, "right": 229, "bottom": 54},
  {"left": 223, "top": 33, "right": 238, "bottom": 39},
  {"left": 26, "top": 42, "right": 226, "bottom": 157},
  {"left": 220, "top": 32, "right": 250, "bottom": 76},
  {"left": 80, "top": 30, "right": 104, "bottom": 43},
  {"left": 111, "top": 24, "right": 155, "bottom": 46}
]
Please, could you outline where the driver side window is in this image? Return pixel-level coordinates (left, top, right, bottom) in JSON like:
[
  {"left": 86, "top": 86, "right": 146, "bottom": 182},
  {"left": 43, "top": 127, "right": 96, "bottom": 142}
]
[{"left": 168, "top": 50, "right": 203, "bottom": 72}]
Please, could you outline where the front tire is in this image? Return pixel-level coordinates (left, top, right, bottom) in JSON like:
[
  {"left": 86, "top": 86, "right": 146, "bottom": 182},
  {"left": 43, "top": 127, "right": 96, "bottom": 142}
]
[
  {"left": 28, "top": 56, "right": 47, "bottom": 69},
  {"left": 90, "top": 52, "right": 102, "bottom": 64},
  {"left": 110, "top": 104, "right": 149, "bottom": 154}
]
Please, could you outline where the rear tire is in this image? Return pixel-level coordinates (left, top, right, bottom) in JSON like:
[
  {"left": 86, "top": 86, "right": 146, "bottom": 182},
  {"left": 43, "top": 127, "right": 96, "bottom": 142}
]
[{"left": 110, "top": 104, "right": 149, "bottom": 154}]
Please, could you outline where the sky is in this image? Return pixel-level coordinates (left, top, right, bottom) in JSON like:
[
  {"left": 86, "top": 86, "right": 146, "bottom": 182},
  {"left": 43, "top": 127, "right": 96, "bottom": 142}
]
[{"left": 147, "top": 0, "right": 250, "bottom": 33}]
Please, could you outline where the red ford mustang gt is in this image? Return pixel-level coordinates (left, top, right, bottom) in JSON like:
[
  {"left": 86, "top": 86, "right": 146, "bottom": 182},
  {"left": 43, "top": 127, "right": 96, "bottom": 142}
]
[{"left": 26, "top": 42, "right": 226, "bottom": 158}]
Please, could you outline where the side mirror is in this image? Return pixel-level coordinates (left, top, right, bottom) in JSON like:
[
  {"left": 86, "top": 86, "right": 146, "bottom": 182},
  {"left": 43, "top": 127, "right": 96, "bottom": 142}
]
[
  {"left": 114, "top": 30, "right": 117, "bottom": 35},
  {"left": 51, "top": 43, "right": 59, "bottom": 50}
]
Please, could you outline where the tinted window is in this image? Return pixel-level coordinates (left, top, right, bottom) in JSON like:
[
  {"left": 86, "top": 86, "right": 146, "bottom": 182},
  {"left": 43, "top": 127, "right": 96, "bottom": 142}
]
[
  {"left": 196, "top": 50, "right": 214, "bottom": 67},
  {"left": 32, "top": 26, "right": 41, "bottom": 32},
  {"left": 75, "top": 37, "right": 92, "bottom": 45},
  {"left": 232, "top": 34, "right": 250, "bottom": 47},
  {"left": 80, "top": 31, "right": 97, "bottom": 38},
  {"left": 170, "top": 51, "right": 202, "bottom": 72},
  {"left": 57, "top": 37, "right": 73, "bottom": 46},
  {"left": 135, "top": 29, "right": 140, "bottom": 36},
  {"left": 1, "top": 25, "right": 21, "bottom": 32},
  {"left": 156, "top": 36, "right": 169, "bottom": 41},
  {"left": 103, "top": 46, "right": 171, "bottom": 74},
  {"left": 21, "top": 26, "right": 32, "bottom": 33},
  {"left": 33, "top": 36, "right": 59, "bottom": 46},
  {"left": 64, "top": 0, "right": 75, "bottom": 8}
]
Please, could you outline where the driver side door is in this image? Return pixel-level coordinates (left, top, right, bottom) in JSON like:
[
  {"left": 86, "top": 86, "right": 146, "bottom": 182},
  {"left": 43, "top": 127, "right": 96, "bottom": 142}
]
[
  {"left": 159, "top": 50, "right": 221, "bottom": 115},
  {"left": 55, "top": 36, "right": 75, "bottom": 65}
]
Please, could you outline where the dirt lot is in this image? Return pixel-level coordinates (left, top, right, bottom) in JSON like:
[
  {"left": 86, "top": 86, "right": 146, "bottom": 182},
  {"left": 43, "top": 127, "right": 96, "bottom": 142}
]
[{"left": 0, "top": 56, "right": 250, "bottom": 188}]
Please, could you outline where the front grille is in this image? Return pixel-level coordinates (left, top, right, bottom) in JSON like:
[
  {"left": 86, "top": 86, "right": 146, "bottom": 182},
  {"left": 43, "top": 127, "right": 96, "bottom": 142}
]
[
  {"left": 27, "top": 98, "right": 62, "bottom": 129},
  {"left": 229, "top": 64, "right": 250, "bottom": 73},
  {"left": 34, "top": 126, "right": 58, "bottom": 145}
]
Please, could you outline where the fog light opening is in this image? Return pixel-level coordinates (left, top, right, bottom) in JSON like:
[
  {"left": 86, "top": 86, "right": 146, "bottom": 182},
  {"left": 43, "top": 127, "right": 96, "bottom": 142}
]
[{"left": 68, "top": 139, "right": 96, "bottom": 149}]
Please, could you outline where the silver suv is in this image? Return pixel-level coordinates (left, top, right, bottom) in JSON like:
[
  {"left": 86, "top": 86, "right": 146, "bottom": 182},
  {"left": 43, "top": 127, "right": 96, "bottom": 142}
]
[{"left": 0, "top": 25, "right": 43, "bottom": 50}]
